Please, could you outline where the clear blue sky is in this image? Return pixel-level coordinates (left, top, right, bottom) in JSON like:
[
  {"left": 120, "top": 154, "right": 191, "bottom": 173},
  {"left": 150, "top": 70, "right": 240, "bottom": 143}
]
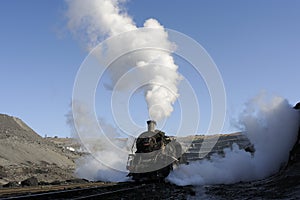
[{"left": 1, "top": 0, "right": 299, "bottom": 137}]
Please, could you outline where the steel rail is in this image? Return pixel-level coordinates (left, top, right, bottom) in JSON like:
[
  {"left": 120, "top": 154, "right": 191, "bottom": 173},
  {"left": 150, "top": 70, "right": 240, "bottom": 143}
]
[{"left": 0, "top": 183, "right": 145, "bottom": 200}]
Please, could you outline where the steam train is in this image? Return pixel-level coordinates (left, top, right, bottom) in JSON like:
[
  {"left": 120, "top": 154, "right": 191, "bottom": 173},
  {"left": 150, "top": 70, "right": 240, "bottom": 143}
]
[{"left": 126, "top": 120, "right": 183, "bottom": 181}]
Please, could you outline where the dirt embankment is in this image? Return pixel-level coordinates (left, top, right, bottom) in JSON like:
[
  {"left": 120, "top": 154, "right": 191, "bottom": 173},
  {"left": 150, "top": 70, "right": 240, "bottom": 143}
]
[{"left": 0, "top": 114, "right": 82, "bottom": 185}]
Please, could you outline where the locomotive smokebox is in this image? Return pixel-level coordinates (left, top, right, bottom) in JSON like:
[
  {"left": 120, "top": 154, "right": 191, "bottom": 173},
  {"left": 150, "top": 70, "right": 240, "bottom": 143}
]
[{"left": 147, "top": 120, "right": 156, "bottom": 132}]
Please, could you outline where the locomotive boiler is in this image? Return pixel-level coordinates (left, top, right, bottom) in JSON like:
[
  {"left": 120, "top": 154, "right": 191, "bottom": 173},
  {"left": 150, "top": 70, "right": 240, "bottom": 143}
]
[{"left": 126, "top": 120, "right": 183, "bottom": 181}]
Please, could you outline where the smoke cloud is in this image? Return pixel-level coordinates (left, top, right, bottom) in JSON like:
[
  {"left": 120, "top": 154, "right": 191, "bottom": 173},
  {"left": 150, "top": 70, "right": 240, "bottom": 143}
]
[
  {"left": 65, "top": 0, "right": 183, "bottom": 181},
  {"left": 168, "top": 94, "right": 300, "bottom": 185},
  {"left": 65, "top": 0, "right": 181, "bottom": 121},
  {"left": 66, "top": 101, "right": 133, "bottom": 182}
]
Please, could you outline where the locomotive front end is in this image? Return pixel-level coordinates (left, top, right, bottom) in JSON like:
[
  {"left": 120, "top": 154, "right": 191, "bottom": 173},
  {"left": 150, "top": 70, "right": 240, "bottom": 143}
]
[{"left": 127, "top": 120, "right": 182, "bottom": 181}]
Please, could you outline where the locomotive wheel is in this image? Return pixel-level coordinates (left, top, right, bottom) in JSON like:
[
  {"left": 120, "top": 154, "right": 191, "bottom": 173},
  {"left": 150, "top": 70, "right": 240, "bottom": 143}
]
[
  {"left": 157, "top": 164, "right": 173, "bottom": 179},
  {"left": 130, "top": 164, "right": 172, "bottom": 182}
]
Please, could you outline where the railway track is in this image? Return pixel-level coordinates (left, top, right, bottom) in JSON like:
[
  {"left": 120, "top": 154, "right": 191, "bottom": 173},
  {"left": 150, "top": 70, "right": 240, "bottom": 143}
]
[
  {"left": 0, "top": 182, "right": 115, "bottom": 197},
  {"left": 0, "top": 181, "right": 193, "bottom": 200},
  {"left": 0, "top": 182, "right": 149, "bottom": 200}
]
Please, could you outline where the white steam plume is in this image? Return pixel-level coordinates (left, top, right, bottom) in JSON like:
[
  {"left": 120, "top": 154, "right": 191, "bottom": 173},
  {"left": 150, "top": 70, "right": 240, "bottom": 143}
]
[
  {"left": 66, "top": 102, "right": 134, "bottom": 181},
  {"left": 65, "top": 0, "right": 182, "bottom": 182},
  {"left": 65, "top": 0, "right": 181, "bottom": 121},
  {"left": 168, "top": 94, "right": 300, "bottom": 185}
]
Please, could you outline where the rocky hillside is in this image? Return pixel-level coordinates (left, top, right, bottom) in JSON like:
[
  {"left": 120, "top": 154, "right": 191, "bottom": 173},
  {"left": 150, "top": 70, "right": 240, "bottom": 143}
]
[
  {"left": 180, "top": 133, "right": 252, "bottom": 162},
  {"left": 0, "top": 114, "right": 82, "bottom": 185}
]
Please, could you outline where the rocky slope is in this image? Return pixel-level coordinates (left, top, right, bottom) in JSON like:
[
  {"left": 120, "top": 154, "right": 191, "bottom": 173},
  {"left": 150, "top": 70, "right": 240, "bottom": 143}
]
[
  {"left": 180, "top": 133, "right": 252, "bottom": 162},
  {"left": 0, "top": 114, "right": 82, "bottom": 185}
]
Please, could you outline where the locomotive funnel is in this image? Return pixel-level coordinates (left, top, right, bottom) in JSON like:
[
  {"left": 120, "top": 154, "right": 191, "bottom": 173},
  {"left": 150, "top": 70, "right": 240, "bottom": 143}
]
[{"left": 147, "top": 120, "right": 156, "bottom": 132}]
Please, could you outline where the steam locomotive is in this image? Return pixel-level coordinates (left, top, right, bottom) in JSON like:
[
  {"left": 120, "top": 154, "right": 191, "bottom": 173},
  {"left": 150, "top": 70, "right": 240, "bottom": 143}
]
[{"left": 126, "top": 120, "right": 183, "bottom": 181}]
